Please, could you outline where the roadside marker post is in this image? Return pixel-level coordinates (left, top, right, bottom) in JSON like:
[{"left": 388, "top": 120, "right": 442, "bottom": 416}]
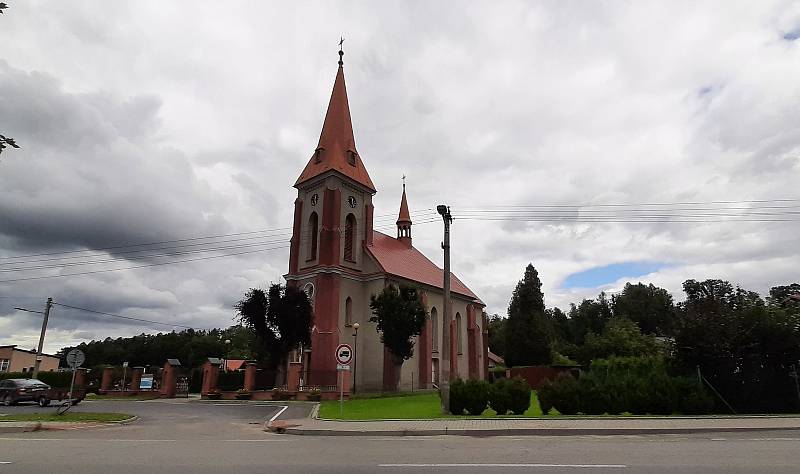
[{"left": 335, "top": 344, "right": 353, "bottom": 417}]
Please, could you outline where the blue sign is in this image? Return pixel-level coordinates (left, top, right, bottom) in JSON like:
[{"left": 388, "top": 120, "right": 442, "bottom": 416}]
[{"left": 139, "top": 374, "right": 154, "bottom": 390}]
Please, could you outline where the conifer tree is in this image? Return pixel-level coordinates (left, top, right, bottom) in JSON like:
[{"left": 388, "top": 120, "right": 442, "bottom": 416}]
[{"left": 504, "top": 264, "right": 552, "bottom": 366}]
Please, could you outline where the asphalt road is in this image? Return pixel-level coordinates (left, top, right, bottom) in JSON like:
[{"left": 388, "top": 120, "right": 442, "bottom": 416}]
[{"left": 1, "top": 400, "right": 799, "bottom": 473}]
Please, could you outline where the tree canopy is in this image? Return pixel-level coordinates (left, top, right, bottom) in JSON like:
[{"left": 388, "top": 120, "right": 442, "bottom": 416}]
[
  {"left": 612, "top": 282, "right": 675, "bottom": 336},
  {"left": 235, "top": 283, "right": 313, "bottom": 370},
  {"left": 369, "top": 284, "right": 428, "bottom": 362},
  {"left": 503, "top": 264, "right": 552, "bottom": 366}
]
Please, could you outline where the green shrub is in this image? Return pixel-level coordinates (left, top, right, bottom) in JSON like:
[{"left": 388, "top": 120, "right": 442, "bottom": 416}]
[
  {"left": 0, "top": 371, "right": 74, "bottom": 388},
  {"left": 307, "top": 388, "right": 322, "bottom": 402},
  {"left": 489, "top": 378, "right": 512, "bottom": 415},
  {"left": 449, "top": 378, "right": 466, "bottom": 415},
  {"left": 675, "top": 377, "right": 714, "bottom": 415},
  {"left": 271, "top": 388, "right": 291, "bottom": 400},
  {"left": 540, "top": 357, "right": 715, "bottom": 416},
  {"left": 462, "top": 379, "right": 489, "bottom": 415},
  {"left": 507, "top": 377, "right": 532, "bottom": 415},
  {"left": 537, "top": 382, "right": 554, "bottom": 415},
  {"left": 539, "top": 373, "right": 579, "bottom": 415}
]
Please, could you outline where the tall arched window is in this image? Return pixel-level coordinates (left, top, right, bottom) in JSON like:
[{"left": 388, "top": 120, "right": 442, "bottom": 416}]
[
  {"left": 456, "top": 312, "right": 463, "bottom": 354},
  {"left": 308, "top": 212, "right": 318, "bottom": 260},
  {"left": 430, "top": 307, "right": 438, "bottom": 351},
  {"left": 345, "top": 297, "right": 353, "bottom": 326},
  {"left": 344, "top": 213, "right": 356, "bottom": 262}
]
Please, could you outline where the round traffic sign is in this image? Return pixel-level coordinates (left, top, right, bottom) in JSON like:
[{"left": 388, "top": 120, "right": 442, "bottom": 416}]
[
  {"left": 335, "top": 344, "right": 353, "bottom": 365},
  {"left": 66, "top": 349, "right": 85, "bottom": 368}
]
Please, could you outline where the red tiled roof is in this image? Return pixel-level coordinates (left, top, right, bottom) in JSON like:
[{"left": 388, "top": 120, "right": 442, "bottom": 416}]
[
  {"left": 224, "top": 360, "right": 247, "bottom": 372},
  {"left": 366, "top": 231, "right": 482, "bottom": 303},
  {"left": 294, "top": 64, "right": 376, "bottom": 192}
]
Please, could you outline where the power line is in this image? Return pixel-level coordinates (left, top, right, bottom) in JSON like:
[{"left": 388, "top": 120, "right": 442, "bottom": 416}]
[
  {"left": 51, "top": 302, "right": 198, "bottom": 330},
  {"left": 0, "top": 219, "right": 441, "bottom": 282},
  {"left": 0, "top": 207, "right": 436, "bottom": 262},
  {"left": 0, "top": 245, "right": 289, "bottom": 283}
]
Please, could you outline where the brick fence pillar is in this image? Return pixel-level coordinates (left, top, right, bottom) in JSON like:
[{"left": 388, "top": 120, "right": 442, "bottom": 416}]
[
  {"left": 160, "top": 359, "right": 180, "bottom": 398},
  {"left": 130, "top": 367, "right": 144, "bottom": 391},
  {"left": 244, "top": 362, "right": 257, "bottom": 392},
  {"left": 201, "top": 359, "right": 221, "bottom": 395},
  {"left": 287, "top": 361, "right": 302, "bottom": 392},
  {"left": 100, "top": 366, "right": 114, "bottom": 391},
  {"left": 74, "top": 368, "right": 87, "bottom": 388}
]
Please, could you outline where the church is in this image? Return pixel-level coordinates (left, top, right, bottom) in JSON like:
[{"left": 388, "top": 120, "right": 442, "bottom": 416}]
[{"left": 285, "top": 49, "right": 488, "bottom": 392}]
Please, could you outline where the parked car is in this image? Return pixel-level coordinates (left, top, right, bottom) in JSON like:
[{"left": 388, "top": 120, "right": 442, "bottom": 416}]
[{"left": 0, "top": 378, "right": 52, "bottom": 406}]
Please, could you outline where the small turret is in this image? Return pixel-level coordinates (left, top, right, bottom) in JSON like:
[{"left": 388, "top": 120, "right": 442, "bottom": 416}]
[{"left": 397, "top": 179, "right": 412, "bottom": 248}]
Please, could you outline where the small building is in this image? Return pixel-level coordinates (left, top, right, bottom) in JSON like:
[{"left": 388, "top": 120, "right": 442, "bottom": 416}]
[
  {"left": 0, "top": 345, "right": 60, "bottom": 374},
  {"left": 487, "top": 351, "right": 505, "bottom": 371}
]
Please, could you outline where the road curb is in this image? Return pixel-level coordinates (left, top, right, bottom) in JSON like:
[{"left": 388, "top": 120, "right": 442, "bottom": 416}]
[
  {"left": 0, "top": 422, "right": 42, "bottom": 433},
  {"left": 281, "top": 425, "right": 800, "bottom": 437}
]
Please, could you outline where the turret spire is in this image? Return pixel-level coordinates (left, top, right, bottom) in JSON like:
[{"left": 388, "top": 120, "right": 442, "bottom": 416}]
[{"left": 397, "top": 177, "right": 412, "bottom": 247}]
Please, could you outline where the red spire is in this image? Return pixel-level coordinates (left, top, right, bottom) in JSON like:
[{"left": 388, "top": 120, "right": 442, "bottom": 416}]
[
  {"left": 397, "top": 182, "right": 411, "bottom": 225},
  {"left": 397, "top": 180, "right": 412, "bottom": 247},
  {"left": 294, "top": 55, "right": 376, "bottom": 192}
]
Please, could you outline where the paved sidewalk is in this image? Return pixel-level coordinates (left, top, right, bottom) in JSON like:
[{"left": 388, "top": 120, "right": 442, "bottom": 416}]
[{"left": 270, "top": 415, "right": 800, "bottom": 437}]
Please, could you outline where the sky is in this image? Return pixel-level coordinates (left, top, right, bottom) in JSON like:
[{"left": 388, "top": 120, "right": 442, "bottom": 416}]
[{"left": 1, "top": 1, "right": 799, "bottom": 353}]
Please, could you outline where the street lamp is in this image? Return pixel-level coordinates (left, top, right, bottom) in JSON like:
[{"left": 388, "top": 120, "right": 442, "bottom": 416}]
[
  {"left": 224, "top": 339, "right": 231, "bottom": 372},
  {"left": 352, "top": 322, "right": 360, "bottom": 393}
]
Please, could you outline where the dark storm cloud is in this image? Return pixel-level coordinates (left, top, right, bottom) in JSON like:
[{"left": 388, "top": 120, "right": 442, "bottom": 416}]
[{"left": 0, "top": 62, "right": 231, "bottom": 256}]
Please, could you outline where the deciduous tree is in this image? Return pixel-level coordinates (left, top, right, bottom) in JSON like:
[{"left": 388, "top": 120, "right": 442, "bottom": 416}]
[{"left": 369, "top": 284, "right": 428, "bottom": 391}]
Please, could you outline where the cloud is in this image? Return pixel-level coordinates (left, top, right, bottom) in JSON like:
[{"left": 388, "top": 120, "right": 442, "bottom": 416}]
[{"left": 0, "top": 1, "right": 799, "bottom": 351}]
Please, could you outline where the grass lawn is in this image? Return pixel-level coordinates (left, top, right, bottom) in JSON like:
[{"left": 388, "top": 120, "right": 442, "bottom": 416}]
[
  {"left": 0, "top": 412, "right": 133, "bottom": 423},
  {"left": 319, "top": 391, "right": 545, "bottom": 420}
]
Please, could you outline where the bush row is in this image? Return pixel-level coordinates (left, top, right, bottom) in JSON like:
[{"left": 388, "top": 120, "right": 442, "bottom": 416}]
[
  {"left": 449, "top": 377, "right": 532, "bottom": 415},
  {"left": 0, "top": 371, "right": 75, "bottom": 388},
  {"left": 537, "top": 356, "right": 714, "bottom": 415}
]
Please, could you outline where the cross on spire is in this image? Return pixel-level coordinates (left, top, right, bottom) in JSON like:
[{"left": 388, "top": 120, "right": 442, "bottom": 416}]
[{"left": 338, "top": 37, "right": 345, "bottom": 66}]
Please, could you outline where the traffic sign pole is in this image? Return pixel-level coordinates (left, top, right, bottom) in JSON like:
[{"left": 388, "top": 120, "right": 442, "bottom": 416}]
[{"left": 334, "top": 344, "right": 353, "bottom": 416}]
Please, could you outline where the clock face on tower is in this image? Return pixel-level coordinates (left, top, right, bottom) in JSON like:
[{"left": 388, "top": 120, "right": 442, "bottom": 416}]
[
  {"left": 310, "top": 194, "right": 319, "bottom": 206},
  {"left": 348, "top": 196, "right": 357, "bottom": 208}
]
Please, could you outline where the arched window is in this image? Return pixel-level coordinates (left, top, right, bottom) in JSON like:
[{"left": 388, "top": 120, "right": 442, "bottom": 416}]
[
  {"left": 456, "top": 312, "right": 463, "bottom": 354},
  {"left": 308, "top": 212, "right": 318, "bottom": 260},
  {"left": 430, "top": 307, "right": 438, "bottom": 351},
  {"left": 344, "top": 213, "right": 356, "bottom": 262},
  {"left": 345, "top": 297, "right": 353, "bottom": 326}
]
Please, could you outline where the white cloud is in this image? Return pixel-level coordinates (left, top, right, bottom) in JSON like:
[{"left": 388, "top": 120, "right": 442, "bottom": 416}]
[{"left": 1, "top": 0, "right": 799, "bottom": 351}]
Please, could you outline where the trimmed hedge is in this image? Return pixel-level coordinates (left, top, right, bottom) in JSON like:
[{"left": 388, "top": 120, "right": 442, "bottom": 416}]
[
  {"left": 537, "top": 356, "right": 714, "bottom": 416},
  {"left": 507, "top": 377, "right": 532, "bottom": 415},
  {"left": 488, "top": 378, "right": 512, "bottom": 415},
  {"left": 0, "top": 371, "right": 74, "bottom": 388},
  {"left": 449, "top": 378, "right": 467, "bottom": 415},
  {"left": 462, "top": 379, "right": 489, "bottom": 415},
  {"left": 451, "top": 377, "right": 532, "bottom": 416}
]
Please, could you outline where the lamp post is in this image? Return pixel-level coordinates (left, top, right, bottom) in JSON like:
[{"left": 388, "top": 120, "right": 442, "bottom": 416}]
[
  {"left": 224, "top": 339, "right": 231, "bottom": 372},
  {"left": 352, "top": 322, "right": 360, "bottom": 393}
]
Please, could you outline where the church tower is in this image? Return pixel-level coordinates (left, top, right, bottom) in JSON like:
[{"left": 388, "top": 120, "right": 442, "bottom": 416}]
[{"left": 286, "top": 47, "right": 376, "bottom": 385}]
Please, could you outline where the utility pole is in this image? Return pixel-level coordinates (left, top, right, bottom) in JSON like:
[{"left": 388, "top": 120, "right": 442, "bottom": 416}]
[
  {"left": 15, "top": 298, "right": 53, "bottom": 379},
  {"left": 437, "top": 205, "right": 453, "bottom": 413},
  {"left": 33, "top": 297, "right": 53, "bottom": 379}
]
